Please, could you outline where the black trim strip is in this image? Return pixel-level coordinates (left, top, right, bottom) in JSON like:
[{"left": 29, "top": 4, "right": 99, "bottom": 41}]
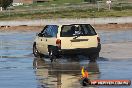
[{"left": 70, "top": 39, "right": 88, "bottom": 42}]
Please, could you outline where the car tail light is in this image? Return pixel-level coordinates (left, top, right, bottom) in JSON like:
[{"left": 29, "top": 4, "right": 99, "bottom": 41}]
[
  {"left": 56, "top": 39, "right": 61, "bottom": 48},
  {"left": 97, "top": 37, "right": 100, "bottom": 43}
]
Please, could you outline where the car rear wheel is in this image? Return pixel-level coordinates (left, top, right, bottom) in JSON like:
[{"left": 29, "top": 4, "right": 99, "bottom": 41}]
[
  {"left": 89, "top": 53, "right": 99, "bottom": 62},
  {"left": 33, "top": 43, "right": 43, "bottom": 57},
  {"left": 49, "top": 47, "right": 56, "bottom": 62}
]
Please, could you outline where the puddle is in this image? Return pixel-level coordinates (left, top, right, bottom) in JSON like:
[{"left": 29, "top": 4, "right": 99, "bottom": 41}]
[
  {"left": 0, "top": 30, "right": 132, "bottom": 88},
  {"left": 97, "top": 30, "right": 132, "bottom": 44},
  {"left": 33, "top": 58, "right": 100, "bottom": 88}
]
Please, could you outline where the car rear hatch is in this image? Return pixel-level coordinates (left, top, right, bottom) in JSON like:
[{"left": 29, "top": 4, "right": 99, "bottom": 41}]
[{"left": 60, "top": 24, "right": 98, "bottom": 49}]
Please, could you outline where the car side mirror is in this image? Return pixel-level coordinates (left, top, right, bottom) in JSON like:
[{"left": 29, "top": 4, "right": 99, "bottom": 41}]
[{"left": 38, "top": 33, "right": 43, "bottom": 37}]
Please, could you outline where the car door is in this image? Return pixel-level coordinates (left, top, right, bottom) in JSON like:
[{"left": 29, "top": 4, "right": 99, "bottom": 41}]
[
  {"left": 39, "top": 26, "right": 50, "bottom": 55},
  {"left": 40, "top": 25, "right": 58, "bottom": 55},
  {"left": 36, "top": 26, "right": 48, "bottom": 54},
  {"left": 36, "top": 34, "right": 44, "bottom": 53}
]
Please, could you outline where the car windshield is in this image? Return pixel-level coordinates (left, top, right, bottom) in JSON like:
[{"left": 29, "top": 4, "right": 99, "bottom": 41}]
[{"left": 60, "top": 24, "right": 97, "bottom": 37}]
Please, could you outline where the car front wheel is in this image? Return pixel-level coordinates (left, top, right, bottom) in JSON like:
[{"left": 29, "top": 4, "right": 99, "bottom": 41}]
[{"left": 33, "top": 43, "right": 42, "bottom": 57}]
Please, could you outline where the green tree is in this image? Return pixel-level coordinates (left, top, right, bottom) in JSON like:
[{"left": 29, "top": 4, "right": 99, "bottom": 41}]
[{"left": 0, "top": 0, "right": 13, "bottom": 10}]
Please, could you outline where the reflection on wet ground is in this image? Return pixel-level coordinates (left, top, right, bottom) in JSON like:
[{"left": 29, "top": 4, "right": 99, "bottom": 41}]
[
  {"left": 33, "top": 58, "right": 100, "bottom": 88},
  {"left": 97, "top": 30, "right": 132, "bottom": 44},
  {"left": 0, "top": 32, "right": 37, "bottom": 88},
  {"left": 0, "top": 30, "right": 132, "bottom": 88}
]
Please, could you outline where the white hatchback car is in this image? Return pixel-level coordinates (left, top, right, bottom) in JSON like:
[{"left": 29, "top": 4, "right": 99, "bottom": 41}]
[{"left": 33, "top": 24, "right": 101, "bottom": 61}]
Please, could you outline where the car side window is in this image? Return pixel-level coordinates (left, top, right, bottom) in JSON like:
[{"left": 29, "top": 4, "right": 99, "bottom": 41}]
[
  {"left": 51, "top": 25, "right": 58, "bottom": 37},
  {"left": 42, "top": 25, "right": 58, "bottom": 37},
  {"left": 80, "top": 24, "right": 96, "bottom": 35}
]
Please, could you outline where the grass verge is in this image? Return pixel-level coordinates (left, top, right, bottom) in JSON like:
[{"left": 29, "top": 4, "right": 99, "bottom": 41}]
[{"left": 0, "top": 9, "right": 131, "bottom": 20}]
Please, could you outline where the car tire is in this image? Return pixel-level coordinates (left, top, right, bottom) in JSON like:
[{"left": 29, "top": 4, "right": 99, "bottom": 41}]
[
  {"left": 33, "top": 43, "right": 43, "bottom": 57},
  {"left": 49, "top": 47, "right": 56, "bottom": 62},
  {"left": 89, "top": 52, "right": 99, "bottom": 62}
]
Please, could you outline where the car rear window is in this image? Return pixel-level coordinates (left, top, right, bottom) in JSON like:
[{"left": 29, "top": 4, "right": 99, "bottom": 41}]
[{"left": 60, "top": 24, "right": 97, "bottom": 37}]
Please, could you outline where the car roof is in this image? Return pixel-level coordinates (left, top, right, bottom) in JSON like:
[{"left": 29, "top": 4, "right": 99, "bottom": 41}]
[{"left": 46, "top": 24, "right": 91, "bottom": 26}]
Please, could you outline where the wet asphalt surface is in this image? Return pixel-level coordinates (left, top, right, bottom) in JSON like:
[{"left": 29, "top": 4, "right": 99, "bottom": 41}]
[{"left": 0, "top": 30, "right": 132, "bottom": 88}]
